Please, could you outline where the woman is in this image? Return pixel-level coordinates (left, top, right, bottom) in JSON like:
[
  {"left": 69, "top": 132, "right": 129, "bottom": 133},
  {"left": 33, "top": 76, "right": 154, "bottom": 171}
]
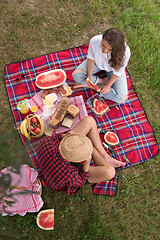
[
  {"left": 73, "top": 28, "right": 131, "bottom": 103},
  {"left": 37, "top": 116, "right": 125, "bottom": 196}
]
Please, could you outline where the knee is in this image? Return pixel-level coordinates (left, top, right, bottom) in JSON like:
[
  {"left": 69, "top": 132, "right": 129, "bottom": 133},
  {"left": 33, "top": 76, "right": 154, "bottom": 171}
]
[
  {"left": 83, "top": 116, "right": 96, "bottom": 127},
  {"left": 115, "top": 94, "right": 128, "bottom": 104},
  {"left": 122, "top": 94, "right": 128, "bottom": 103},
  {"left": 118, "top": 95, "right": 128, "bottom": 104},
  {"left": 104, "top": 165, "right": 116, "bottom": 180},
  {"left": 72, "top": 69, "right": 85, "bottom": 83}
]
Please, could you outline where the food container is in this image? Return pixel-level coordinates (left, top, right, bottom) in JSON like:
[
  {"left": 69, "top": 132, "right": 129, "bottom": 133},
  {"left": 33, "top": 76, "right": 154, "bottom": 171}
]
[
  {"left": 87, "top": 93, "right": 109, "bottom": 116},
  {"left": 20, "top": 114, "right": 45, "bottom": 140},
  {"left": 17, "top": 99, "right": 29, "bottom": 115}
]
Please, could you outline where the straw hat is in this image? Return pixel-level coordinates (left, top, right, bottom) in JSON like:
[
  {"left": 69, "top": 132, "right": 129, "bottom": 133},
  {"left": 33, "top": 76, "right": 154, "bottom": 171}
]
[{"left": 59, "top": 134, "right": 93, "bottom": 162}]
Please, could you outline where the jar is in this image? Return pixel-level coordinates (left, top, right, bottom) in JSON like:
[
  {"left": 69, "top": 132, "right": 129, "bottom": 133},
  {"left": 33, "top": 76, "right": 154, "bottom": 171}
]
[{"left": 17, "top": 99, "right": 29, "bottom": 115}]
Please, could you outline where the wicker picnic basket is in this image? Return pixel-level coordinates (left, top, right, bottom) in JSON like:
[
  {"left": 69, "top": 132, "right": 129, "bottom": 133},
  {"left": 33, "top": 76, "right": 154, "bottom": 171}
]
[{"left": 20, "top": 114, "right": 45, "bottom": 140}]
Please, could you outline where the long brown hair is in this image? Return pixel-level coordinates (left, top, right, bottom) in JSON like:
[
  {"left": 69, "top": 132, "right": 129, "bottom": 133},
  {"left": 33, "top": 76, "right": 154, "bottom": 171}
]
[{"left": 103, "top": 28, "right": 127, "bottom": 70}]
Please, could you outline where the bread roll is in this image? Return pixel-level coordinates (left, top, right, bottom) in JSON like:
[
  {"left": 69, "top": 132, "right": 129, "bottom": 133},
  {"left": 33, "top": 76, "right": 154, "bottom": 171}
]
[
  {"left": 49, "top": 118, "right": 60, "bottom": 128},
  {"left": 67, "top": 104, "right": 79, "bottom": 118},
  {"left": 49, "top": 97, "right": 71, "bottom": 127}
]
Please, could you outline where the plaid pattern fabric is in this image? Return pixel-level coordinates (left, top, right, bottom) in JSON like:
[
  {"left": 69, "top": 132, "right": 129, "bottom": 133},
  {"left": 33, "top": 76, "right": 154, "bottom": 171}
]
[
  {"left": 93, "top": 175, "right": 119, "bottom": 196},
  {"left": 37, "top": 133, "right": 89, "bottom": 196},
  {"left": 4, "top": 44, "right": 159, "bottom": 196}
]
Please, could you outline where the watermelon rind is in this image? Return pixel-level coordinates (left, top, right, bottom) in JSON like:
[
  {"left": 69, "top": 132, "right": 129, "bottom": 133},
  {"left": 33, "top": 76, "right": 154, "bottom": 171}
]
[
  {"left": 104, "top": 131, "right": 119, "bottom": 146},
  {"left": 35, "top": 69, "right": 66, "bottom": 89},
  {"left": 36, "top": 209, "right": 54, "bottom": 230},
  {"left": 93, "top": 99, "right": 109, "bottom": 115},
  {"left": 86, "top": 78, "right": 100, "bottom": 92}
]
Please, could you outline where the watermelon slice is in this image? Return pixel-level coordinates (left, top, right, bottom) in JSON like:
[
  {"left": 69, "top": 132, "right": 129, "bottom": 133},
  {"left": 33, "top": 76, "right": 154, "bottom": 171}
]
[
  {"left": 93, "top": 99, "right": 109, "bottom": 115},
  {"left": 35, "top": 69, "right": 66, "bottom": 89},
  {"left": 104, "top": 131, "right": 119, "bottom": 146},
  {"left": 86, "top": 78, "right": 100, "bottom": 92},
  {"left": 36, "top": 209, "right": 54, "bottom": 230}
]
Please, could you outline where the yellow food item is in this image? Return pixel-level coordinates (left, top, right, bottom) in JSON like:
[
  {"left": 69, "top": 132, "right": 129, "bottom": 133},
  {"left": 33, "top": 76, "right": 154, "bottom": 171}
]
[
  {"left": 20, "top": 119, "right": 31, "bottom": 140},
  {"left": 31, "top": 105, "right": 38, "bottom": 113},
  {"left": 19, "top": 105, "right": 29, "bottom": 115},
  {"left": 18, "top": 99, "right": 29, "bottom": 115}
]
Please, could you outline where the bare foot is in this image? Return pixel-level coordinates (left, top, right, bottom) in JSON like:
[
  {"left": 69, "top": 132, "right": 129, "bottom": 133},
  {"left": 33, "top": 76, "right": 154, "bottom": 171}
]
[
  {"left": 105, "top": 155, "right": 126, "bottom": 168},
  {"left": 74, "top": 83, "right": 88, "bottom": 89},
  {"left": 73, "top": 83, "right": 95, "bottom": 90},
  {"left": 97, "top": 128, "right": 102, "bottom": 133}
]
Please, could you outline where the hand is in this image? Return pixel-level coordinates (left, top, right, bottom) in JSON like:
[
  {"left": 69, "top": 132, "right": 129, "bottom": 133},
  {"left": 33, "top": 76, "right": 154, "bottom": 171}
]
[
  {"left": 86, "top": 75, "right": 92, "bottom": 82},
  {"left": 100, "top": 84, "right": 111, "bottom": 95},
  {"left": 61, "top": 130, "right": 75, "bottom": 139}
]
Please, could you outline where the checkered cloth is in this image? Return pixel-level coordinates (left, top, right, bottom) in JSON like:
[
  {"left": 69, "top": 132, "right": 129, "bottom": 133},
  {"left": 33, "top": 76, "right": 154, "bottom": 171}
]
[
  {"left": 0, "top": 165, "right": 43, "bottom": 216},
  {"left": 4, "top": 44, "right": 159, "bottom": 196}
]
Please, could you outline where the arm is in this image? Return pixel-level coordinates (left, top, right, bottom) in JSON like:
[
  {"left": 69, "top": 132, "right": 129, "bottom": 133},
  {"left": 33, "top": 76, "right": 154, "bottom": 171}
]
[
  {"left": 87, "top": 58, "right": 95, "bottom": 81},
  {"left": 100, "top": 74, "right": 118, "bottom": 94}
]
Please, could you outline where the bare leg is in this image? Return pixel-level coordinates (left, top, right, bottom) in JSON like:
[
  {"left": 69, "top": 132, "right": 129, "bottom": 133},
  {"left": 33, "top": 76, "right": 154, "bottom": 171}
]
[
  {"left": 71, "top": 116, "right": 125, "bottom": 168},
  {"left": 88, "top": 147, "right": 115, "bottom": 183}
]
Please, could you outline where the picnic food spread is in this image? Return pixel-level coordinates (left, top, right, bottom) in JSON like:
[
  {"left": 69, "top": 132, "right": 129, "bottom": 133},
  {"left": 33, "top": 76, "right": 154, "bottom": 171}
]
[
  {"left": 36, "top": 209, "right": 54, "bottom": 230},
  {"left": 18, "top": 69, "right": 113, "bottom": 142},
  {"left": 49, "top": 97, "right": 79, "bottom": 130},
  {"left": 18, "top": 69, "right": 117, "bottom": 153}
]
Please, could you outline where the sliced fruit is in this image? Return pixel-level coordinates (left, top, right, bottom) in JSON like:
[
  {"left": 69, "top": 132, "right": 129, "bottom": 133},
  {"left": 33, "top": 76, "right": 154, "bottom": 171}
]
[
  {"left": 36, "top": 209, "right": 54, "bottom": 230},
  {"left": 86, "top": 78, "right": 100, "bottom": 92},
  {"left": 31, "top": 105, "right": 38, "bottom": 113},
  {"left": 35, "top": 69, "right": 66, "bottom": 89},
  {"left": 104, "top": 131, "right": 119, "bottom": 146},
  {"left": 93, "top": 99, "right": 109, "bottom": 115}
]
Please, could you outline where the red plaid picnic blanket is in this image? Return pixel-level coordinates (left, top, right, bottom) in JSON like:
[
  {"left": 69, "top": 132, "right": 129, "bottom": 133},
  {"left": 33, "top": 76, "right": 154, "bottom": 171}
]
[{"left": 4, "top": 44, "right": 159, "bottom": 196}]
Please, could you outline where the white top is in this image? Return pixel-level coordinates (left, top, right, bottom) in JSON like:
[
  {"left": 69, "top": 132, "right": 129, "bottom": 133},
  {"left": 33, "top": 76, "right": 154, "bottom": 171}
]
[{"left": 87, "top": 35, "right": 131, "bottom": 76}]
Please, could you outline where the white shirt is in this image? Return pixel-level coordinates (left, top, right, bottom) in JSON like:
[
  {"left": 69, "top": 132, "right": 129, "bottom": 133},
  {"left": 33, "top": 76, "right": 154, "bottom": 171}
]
[{"left": 87, "top": 35, "right": 131, "bottom": 76}]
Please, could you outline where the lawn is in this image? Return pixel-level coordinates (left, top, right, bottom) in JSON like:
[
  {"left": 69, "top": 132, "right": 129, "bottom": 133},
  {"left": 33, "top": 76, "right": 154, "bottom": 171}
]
[{"left": 0, "top": 0, "right": 159, "bottom": 239}]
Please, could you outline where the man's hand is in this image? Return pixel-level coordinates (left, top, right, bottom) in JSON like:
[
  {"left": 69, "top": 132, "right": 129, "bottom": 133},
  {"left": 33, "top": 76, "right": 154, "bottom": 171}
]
[
  {"left": 61, "top": 130, "right": 75, "bottom": 139},
  {"left": 87, "top": 75, "right": 92, "bottom": 82},
  {"left": 100, "top": 84, "right": 111, "bottom": 94}
]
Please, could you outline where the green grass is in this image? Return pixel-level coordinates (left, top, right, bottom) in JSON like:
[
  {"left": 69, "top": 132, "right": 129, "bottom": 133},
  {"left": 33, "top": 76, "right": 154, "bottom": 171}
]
[{"left": 0, "top": 0, "right": 159, "bottom": 239}]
